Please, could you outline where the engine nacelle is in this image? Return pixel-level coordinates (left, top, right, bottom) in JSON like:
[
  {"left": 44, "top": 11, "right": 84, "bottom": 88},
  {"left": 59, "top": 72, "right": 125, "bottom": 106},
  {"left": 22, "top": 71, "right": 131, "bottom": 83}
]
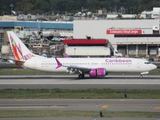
[{"left": 89, "top": 68, "right": 107, "bottom": 77}]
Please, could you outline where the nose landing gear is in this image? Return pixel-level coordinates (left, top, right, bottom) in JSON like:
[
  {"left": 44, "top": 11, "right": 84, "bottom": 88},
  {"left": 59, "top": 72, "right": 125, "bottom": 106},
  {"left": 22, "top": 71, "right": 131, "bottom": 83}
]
[
  {"left": 139, "top": 74, "right": 143, "bottom": 78},
  {"left": 139, "top": 71, "right": 149, "bottom": 78}
]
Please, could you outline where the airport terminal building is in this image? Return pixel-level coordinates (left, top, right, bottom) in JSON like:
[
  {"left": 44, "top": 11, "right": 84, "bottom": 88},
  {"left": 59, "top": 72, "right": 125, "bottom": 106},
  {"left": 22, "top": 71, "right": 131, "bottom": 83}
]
[
  {"left": 73, "top": 20, "right": 160, "bottom": 59},
  {"left": 1, "top": 19, "right": 160, "bottom": 60}
]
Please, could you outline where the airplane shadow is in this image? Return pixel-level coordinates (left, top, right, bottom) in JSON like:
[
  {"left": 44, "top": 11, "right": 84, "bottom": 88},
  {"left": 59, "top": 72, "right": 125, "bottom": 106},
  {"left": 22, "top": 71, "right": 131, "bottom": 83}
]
[{"left": 73, "top": 76, "right": 160, "bottom": 80}]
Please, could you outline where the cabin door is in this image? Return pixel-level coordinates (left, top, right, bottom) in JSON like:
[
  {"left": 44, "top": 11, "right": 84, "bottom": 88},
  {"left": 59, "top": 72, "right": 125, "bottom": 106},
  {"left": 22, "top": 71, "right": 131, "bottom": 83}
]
[
  {"left": 137, "top": 62, "right": 140, "bottom": 68},
  {"left": 33, "top": 62, "right": 36, "bottom": 69}
]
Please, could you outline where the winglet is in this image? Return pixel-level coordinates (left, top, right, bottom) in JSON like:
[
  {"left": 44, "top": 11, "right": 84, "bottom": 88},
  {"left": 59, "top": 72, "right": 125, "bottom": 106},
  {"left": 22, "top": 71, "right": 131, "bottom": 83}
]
[{"left": 55, "top": 57, "right": 62, "bottom": 69}]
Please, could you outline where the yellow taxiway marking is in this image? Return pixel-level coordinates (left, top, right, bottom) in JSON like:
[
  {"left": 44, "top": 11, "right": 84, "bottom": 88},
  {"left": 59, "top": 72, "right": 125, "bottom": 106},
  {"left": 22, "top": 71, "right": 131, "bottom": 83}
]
[
  {"left": 102, "top": 104, "right": 108, "bottom": 109},
  {"left": 120, "top": 99, "right": 126, "bottom": 101},
  {"left": 17, "top": 99, "right": 23, "bottom": 102},
  {"left": 155, "top": 106, "right": 160, "bottom": 109}
]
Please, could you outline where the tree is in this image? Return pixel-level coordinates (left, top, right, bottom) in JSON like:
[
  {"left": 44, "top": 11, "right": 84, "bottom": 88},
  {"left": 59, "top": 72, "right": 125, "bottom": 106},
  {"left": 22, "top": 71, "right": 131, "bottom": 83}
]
[
  {"left": 1, "top": 0, "right": 160, "bottom": 15},
  {"left": 16, "top": 0, "right": 34, "bottom": 14}
]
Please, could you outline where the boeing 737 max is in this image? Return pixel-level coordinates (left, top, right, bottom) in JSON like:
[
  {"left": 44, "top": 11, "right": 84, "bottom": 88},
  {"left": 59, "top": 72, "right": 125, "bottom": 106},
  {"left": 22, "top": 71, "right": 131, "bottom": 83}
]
[{"left": 7, "top": 31, "right": 157, "bottom": 78}]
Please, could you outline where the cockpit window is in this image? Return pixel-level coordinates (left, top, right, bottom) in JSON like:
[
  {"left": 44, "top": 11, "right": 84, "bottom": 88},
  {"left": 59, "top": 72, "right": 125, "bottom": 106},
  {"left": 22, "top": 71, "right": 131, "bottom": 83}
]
[{"left": 145, "top": 62, "right": 151, "bottom": 64}]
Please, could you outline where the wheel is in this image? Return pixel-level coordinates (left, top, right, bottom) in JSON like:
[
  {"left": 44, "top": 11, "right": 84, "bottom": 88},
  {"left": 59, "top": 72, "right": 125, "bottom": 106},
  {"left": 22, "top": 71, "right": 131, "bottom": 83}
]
[
  {"left": 139, "top": 74, "right": 143, "bottom": 78},
  {"left": 78, "top": 74, "right": 84, "bottom": 79}
]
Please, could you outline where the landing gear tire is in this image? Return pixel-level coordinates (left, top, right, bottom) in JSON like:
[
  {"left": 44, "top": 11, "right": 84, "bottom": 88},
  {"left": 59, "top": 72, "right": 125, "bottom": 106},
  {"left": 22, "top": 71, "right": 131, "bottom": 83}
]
[
  {"left": 139, "top": 74, "right": 143, "bottom": 78},
  {"left": 78, "top": 74, "right": 84, "bottom": 79}
]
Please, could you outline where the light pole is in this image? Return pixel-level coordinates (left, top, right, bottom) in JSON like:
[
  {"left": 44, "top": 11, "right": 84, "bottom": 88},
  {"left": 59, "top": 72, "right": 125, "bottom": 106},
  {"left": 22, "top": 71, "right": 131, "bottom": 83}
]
[
  {"left": 74, "top": 48, "right": 76, "bottom": 57},
  {"left": 159, "top": 10, "right": 160, "bottom": 34},
  {"left": 10, "top": 4, "right": 14, "bottom": 15}
]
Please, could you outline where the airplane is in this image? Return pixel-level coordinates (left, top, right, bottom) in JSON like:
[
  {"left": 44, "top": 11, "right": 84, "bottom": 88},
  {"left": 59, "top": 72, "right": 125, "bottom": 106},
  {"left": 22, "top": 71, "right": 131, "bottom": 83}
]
[{"left": 7, "top": 31, "right": 157, "bottom": 78}]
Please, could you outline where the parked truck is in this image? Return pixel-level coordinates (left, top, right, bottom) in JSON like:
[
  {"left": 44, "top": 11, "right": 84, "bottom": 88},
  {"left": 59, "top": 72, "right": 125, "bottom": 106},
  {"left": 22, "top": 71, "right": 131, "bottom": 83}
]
[
  {"left": 1, "top": 45, "right": 10, "bottom": 54},
  {"left": 65, "top": 46, "right": 122, "bottom": 57},
  {"left": 114, "top": 50, "right": 123, "bottom": 57},
  {"left": 1, "top": 45, "right": 10, "bottom": 61}
]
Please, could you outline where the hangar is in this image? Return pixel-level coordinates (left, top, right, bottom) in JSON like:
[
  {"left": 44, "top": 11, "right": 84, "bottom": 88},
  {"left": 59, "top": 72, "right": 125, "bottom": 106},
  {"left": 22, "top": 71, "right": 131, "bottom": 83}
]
[
  {"left": 73, "top": 20, "right": 160, "bottom": 60},
  {"left": 63, "top": 39, "right": 110, "bottom": 57}
]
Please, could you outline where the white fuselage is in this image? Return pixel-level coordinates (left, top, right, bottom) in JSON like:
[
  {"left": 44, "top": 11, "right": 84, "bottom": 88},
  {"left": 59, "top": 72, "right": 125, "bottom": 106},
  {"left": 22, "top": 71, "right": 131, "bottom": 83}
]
[
  {"left": 23, "top": 57, "right": 156, "bottom": 73},
  {"left": 7, "top": 31, "right": 157, "bottom": 77}
]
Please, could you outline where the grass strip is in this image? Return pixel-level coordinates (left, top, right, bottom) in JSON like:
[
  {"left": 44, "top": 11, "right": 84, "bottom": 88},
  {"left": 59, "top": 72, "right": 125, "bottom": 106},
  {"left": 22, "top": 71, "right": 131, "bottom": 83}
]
[
  {"left": 0, "top": 110, "right": 159, "bottom": 118},
  {"left": 0, "top": 88, "right": 160, "bottom": 99}
]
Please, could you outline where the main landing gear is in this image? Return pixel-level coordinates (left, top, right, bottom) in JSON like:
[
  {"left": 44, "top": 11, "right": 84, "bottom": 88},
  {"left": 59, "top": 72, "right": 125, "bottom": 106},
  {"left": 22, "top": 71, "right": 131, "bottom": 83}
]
[
  {"left": 139, "top": 74, "right": 143, "bottom": 78},
  {"left": 78, "top": 74, "right": 85, "bottom": 79}
]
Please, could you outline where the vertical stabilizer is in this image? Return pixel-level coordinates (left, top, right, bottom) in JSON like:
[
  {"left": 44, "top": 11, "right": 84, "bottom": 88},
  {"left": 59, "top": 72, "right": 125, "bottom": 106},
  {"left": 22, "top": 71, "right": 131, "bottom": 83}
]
[{"left": 7, "top": 31, "right": 35, "bottom": 61}]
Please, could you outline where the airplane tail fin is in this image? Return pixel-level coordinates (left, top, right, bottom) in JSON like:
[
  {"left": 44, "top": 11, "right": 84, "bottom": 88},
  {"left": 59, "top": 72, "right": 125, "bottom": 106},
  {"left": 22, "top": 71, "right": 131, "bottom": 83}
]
[{"left": 7, "top": 31, "right": 35, "bottom": 61}]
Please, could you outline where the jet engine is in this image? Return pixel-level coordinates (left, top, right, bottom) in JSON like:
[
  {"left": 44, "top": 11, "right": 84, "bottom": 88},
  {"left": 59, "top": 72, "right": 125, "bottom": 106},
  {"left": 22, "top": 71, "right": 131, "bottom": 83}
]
[{"left": 89, "top": 68, "right": 107, "bottom": 77}]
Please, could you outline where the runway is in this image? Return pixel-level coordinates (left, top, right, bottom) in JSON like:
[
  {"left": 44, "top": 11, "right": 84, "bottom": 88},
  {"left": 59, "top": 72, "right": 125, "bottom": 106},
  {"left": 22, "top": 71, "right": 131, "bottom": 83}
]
[
  {"left": 0, "top": 75, "right": 160, "bottom": 89},
  {"left": 0, "top": 75, "right": 160, "bottom": 120},
  {"left": 0, "top": 99, "right": 159, "bottom": 112}
]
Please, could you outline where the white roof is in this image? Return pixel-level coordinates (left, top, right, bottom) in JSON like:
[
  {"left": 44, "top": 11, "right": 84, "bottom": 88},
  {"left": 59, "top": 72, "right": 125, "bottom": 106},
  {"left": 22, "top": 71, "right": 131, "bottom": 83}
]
[{"left": 153, "top": 7, "right": 160, "bottom": 12}]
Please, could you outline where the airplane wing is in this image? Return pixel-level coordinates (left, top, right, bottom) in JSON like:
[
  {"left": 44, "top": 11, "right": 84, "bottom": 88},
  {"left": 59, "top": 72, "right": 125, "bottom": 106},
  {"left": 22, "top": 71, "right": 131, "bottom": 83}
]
[
  {"left": 55, "top": 57, "right": 90, "bottom": 73},
  {"left": 65, "top": 65, "right": 90, "bottom": 73}
]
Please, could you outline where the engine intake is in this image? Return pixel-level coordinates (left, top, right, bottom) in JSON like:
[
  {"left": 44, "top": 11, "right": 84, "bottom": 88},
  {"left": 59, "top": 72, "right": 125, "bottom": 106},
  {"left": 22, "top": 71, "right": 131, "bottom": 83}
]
[{"left": 89, "top": 68, "right": 107, "bottom": 77}]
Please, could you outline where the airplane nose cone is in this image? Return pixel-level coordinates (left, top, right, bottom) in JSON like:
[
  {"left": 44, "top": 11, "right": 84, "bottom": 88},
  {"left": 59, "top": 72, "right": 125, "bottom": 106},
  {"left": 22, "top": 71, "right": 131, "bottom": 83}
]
[
  {"left": 153, "top": 64, "right": 157, "bottom": 70},
  {"left": 155, "top": 65, "right": 157, "bottom": 69}
]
